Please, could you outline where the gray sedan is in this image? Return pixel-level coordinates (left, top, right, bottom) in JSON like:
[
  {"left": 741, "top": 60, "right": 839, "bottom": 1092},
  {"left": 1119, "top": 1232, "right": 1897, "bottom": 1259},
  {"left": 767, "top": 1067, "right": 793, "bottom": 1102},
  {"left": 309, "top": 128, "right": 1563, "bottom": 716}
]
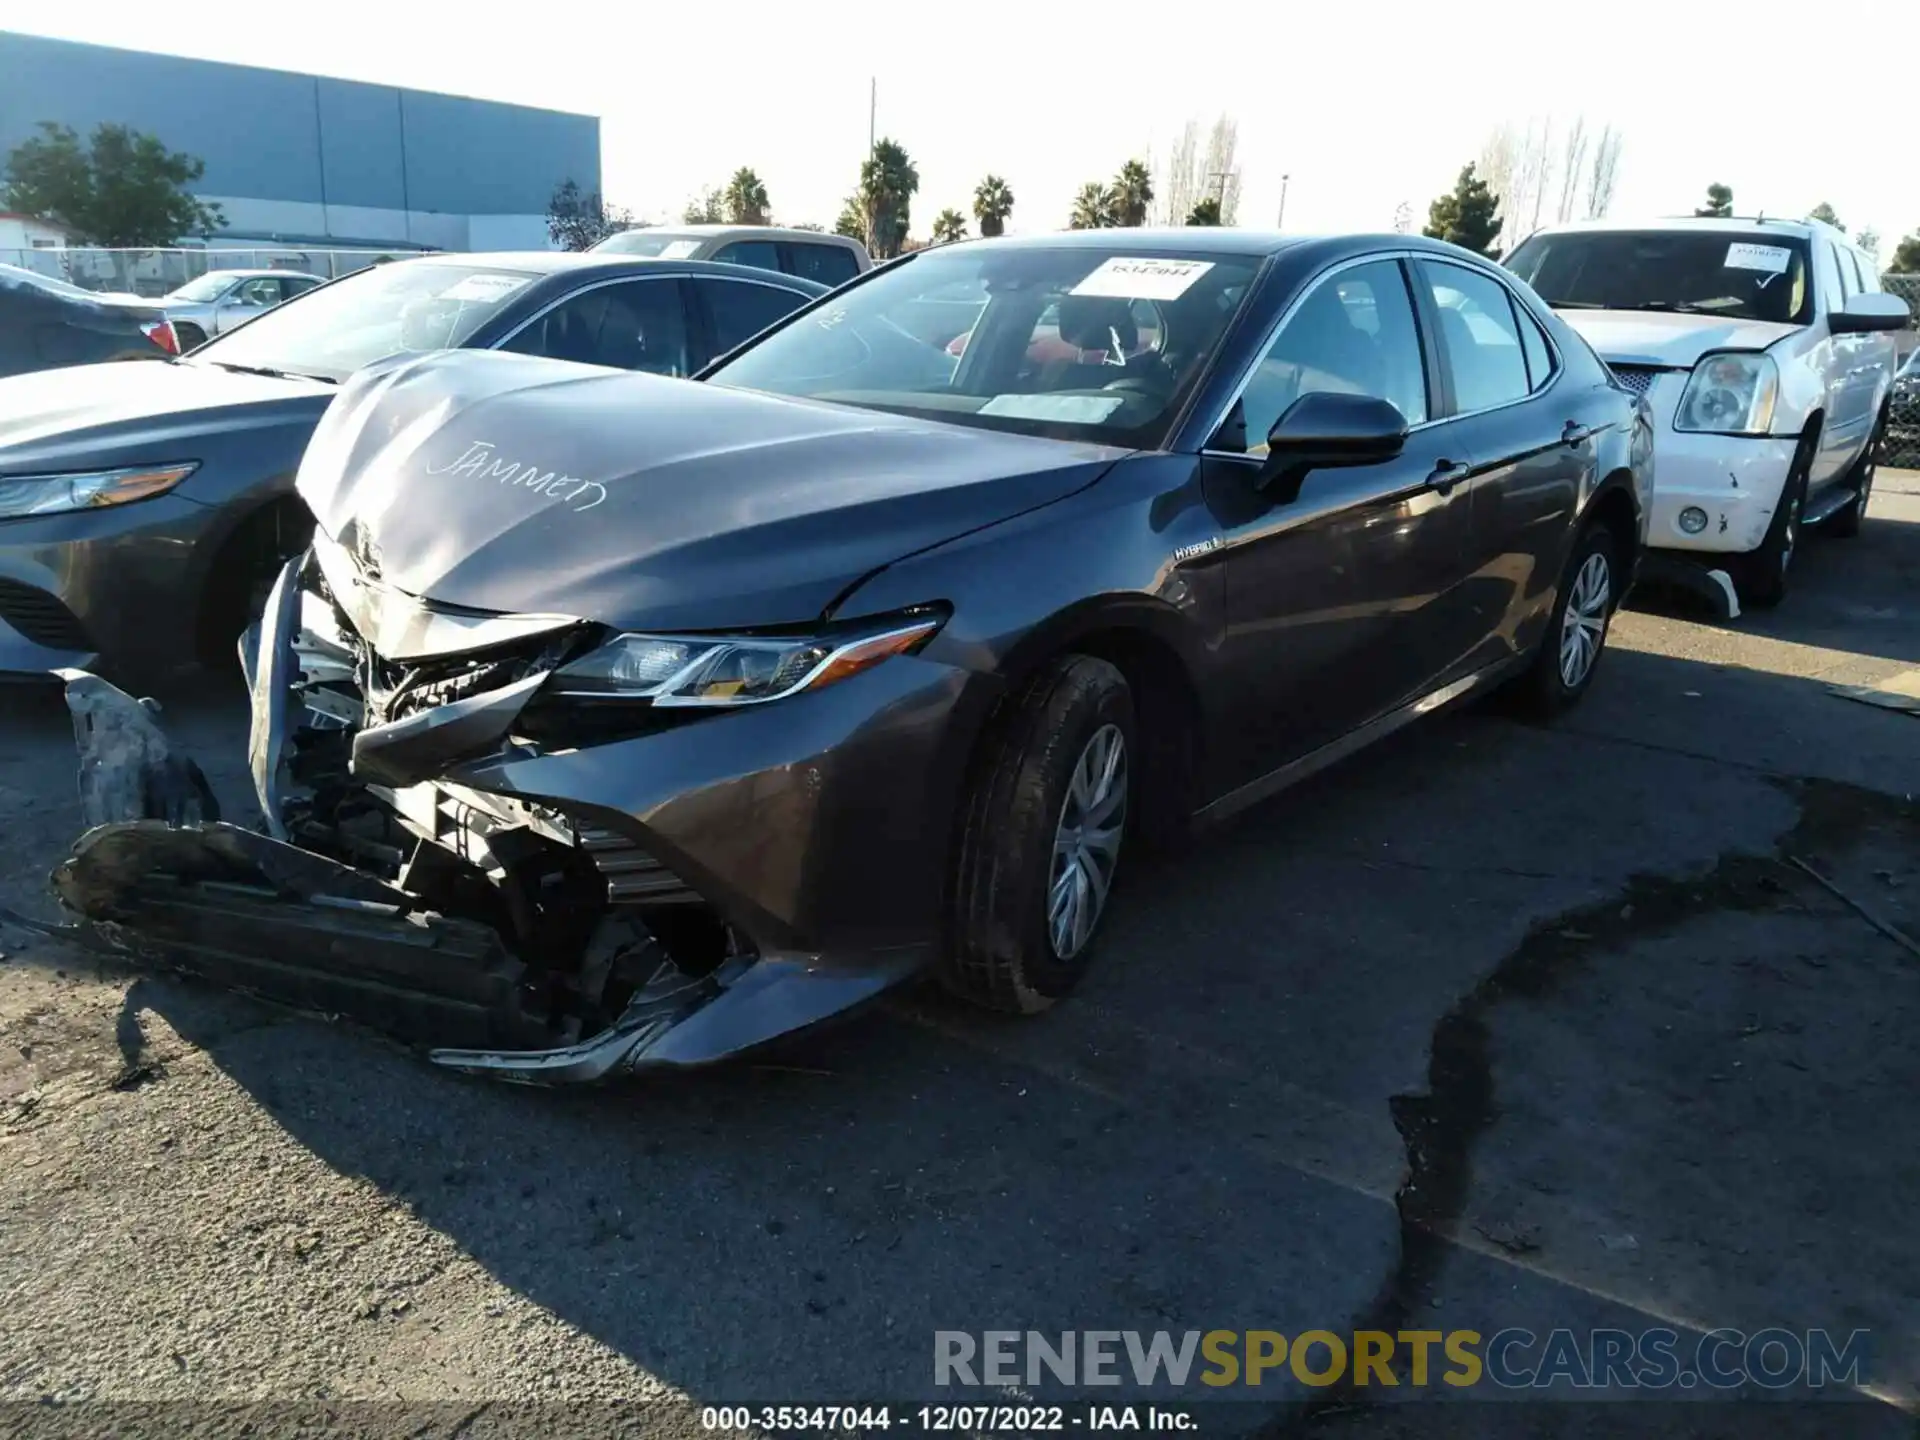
[{"left": 159, "top": 269, "right": 325, "bottom": 349}]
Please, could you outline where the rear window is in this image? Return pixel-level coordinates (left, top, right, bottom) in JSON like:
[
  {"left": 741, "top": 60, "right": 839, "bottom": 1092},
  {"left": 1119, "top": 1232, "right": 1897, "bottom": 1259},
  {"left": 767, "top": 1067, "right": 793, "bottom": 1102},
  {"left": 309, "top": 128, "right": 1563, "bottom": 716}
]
[
  {"left": 1506, "top": 230, "right": 1812, "bottom": 325},
  {"left": 787, "top": 243, "right": 861, "bottom": 286}
]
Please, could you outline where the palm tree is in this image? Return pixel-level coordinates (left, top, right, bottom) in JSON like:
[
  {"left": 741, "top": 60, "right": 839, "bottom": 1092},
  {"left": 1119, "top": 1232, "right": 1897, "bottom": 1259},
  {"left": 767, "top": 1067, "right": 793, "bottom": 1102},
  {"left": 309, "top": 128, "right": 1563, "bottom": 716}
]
[
  {"left": 859, "top": 138, "right": 920, "bottom": 259},
  {"left": 931, "top": 208, "right": 968, "bottom": 244},
  {"left": 1070, "top": 182, "right": 1115, "bottom": 230},
  {"left": 973, "top": 175, "right": 1015, "bottom": 237},
  {"left": 723, "top": 168, "right": 770, "bottom": 226},
  {"left": 1111, "top": 159, "right": 1153, "bottom": 228},
  {"left": 1186, "top": 197, "right": 1222, "bottom": 226}
]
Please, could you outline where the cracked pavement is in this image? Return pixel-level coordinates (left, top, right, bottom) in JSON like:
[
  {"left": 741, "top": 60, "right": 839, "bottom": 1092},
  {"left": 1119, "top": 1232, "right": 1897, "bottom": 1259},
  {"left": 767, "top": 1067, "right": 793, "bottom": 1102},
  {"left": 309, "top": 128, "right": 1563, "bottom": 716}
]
[{"left": 2, "top": 473, "right": 1919, "bottom": 1436}]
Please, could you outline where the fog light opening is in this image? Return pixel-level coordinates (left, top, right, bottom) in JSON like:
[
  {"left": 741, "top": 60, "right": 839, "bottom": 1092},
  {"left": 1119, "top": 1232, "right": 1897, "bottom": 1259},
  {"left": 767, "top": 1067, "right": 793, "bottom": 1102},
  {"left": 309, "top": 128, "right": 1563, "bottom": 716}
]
[{"left": 1678, "top": 506, "right": 1710, "bottom": 535}]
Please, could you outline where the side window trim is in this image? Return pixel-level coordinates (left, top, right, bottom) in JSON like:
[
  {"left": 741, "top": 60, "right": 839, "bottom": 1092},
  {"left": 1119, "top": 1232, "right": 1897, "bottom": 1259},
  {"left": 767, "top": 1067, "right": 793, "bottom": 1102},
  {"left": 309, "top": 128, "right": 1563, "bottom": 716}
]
[
  {"left": 1833, "top": 243, "right": 1856, "bottom": 301},
  {"left": 1414, "top": 257, "right": 1557, "bottom": 421},
  {"left": 1198, "top": 249, "right": 1435, "bottom": 454}
]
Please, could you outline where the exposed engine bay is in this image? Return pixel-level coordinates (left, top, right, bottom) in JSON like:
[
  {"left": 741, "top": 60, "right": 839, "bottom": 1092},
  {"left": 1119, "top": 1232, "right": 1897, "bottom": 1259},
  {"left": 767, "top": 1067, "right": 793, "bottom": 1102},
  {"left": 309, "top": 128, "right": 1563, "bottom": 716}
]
[{"left": 42, "top": 544, "right": 772, "bottom": 1084}]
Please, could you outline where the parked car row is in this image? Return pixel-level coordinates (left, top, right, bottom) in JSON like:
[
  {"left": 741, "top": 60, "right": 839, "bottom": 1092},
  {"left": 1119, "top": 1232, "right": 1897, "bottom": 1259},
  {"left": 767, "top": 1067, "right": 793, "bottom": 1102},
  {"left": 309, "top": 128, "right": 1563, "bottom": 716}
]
[{"left": 8, "top": 218, "right": 1908, "bottom": 1086}]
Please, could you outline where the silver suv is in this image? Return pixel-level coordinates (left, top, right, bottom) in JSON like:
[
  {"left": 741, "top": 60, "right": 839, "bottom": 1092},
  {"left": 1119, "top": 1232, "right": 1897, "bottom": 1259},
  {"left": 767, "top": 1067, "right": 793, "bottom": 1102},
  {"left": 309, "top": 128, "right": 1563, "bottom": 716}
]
[{"left": 590, "top": 225, "right": 870, "bottom": 288}]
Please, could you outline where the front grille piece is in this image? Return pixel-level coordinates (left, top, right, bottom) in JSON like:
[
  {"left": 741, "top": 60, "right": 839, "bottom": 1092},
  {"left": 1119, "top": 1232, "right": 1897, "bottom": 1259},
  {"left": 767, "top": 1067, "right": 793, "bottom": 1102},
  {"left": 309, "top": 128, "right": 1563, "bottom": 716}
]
[{"left": 0, "top": 577, "right": 92, "bottom": 651}]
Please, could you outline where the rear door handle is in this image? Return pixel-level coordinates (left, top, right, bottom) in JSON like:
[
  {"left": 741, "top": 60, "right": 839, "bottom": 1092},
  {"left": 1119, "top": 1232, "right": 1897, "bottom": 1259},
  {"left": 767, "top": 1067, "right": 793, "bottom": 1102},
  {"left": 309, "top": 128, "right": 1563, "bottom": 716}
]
[
  {"left": 1562, "top": 421, "right": 1599, "bottom": 446},
  {"left": 1426, "top": 459, "right": 1469, "bottom": 494}
]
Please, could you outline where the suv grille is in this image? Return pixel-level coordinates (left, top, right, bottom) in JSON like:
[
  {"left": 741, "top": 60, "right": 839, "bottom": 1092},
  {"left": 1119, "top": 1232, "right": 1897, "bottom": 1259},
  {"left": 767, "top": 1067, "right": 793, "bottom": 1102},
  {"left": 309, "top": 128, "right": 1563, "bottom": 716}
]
[
  {"left": 0, "top": 578, "right": 92, "bottom": 651},
  {"left": 1608, "top": 364, "right": 1669, "bottom": 397}
]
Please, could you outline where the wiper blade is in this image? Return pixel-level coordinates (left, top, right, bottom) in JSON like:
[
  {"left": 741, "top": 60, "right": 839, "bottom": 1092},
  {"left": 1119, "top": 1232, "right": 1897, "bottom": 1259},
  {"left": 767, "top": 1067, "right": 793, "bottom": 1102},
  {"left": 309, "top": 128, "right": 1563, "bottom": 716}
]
[
  {"left": 203, "top": 360, "right": 337, "bottom": 384},
  {"left": 1632, "top": 301, "right": 1714, "bottom": 314},
  {"left": 1546, "top": 300, "right": 1609, "bottom": 309}
]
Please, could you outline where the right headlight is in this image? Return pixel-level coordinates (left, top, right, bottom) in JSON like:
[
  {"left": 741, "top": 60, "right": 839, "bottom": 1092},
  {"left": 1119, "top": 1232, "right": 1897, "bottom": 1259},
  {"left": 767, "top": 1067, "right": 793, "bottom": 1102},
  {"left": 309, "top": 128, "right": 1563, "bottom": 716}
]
[{"left": 1674, "top": 352, "right": 1778, "bottom": 436}]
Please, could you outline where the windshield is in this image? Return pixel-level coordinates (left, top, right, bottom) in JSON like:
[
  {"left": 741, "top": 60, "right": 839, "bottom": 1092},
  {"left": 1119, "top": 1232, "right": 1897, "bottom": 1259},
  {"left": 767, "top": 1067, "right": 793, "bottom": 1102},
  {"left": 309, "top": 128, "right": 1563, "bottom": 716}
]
[
  {"left": 1506, "top": 230, "right": 1811, "bottom": 325},
  {"left": 168, "top": 273, "right": 238, "bottom": 303},
  {"left": 705, "top": 245, "right": 1262, "bottom": 445},
  {"left": 190, "top": 261, "right": 536, "bottom": 382},
  {"left": 591, "top": 231, "right": 704, "bottom": 259}
]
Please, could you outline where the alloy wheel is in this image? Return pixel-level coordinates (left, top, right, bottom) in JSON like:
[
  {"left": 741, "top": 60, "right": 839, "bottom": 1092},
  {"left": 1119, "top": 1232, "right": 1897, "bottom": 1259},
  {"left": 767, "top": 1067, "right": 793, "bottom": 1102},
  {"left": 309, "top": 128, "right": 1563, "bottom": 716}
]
[
  {"left": 1048, "top": 723, "right": 1128, "bottom": 960},
  {"left": 1558, "top": 551, "right": 1612, "bottom": 690}
]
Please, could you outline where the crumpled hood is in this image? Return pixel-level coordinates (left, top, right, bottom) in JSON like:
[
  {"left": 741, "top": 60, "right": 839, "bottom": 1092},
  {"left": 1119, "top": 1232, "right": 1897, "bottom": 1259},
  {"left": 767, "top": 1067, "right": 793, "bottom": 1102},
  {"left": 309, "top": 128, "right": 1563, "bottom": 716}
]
[
  {"left": 297, "top": 349, "right": 1124, "bottom": 635},
  {"left": 1558, "top": 310, "right": 1802, "bottom": 368},
  {"left": 0, "top": 358, "right": 334, "bottom": 476}
]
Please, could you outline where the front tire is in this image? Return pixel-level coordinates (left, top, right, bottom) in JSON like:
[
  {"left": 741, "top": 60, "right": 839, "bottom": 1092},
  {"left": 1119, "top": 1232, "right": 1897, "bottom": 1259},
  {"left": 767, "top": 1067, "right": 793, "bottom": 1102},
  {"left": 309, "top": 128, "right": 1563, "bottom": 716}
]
[
  {"left": 944, "top": 655, "right": 1134, "bottom": 1014},
  {"left": 1736, "top": 436, "right": 1812, "bottom": 607},
  {"left": 1513, "top": 523, "right": 1618, "bottom": 719}
]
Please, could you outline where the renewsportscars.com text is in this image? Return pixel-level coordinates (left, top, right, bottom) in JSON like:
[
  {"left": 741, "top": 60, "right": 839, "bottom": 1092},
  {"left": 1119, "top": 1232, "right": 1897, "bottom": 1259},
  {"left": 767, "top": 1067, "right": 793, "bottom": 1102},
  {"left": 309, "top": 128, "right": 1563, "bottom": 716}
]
[{"left": 934, "top": 1328, "right": 1870, "bottom": 1391}]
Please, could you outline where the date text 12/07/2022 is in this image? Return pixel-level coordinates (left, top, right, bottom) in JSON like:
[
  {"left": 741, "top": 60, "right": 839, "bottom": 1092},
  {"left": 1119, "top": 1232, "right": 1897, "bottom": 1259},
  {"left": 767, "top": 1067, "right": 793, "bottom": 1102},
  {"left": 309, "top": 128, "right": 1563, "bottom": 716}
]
[{"left": 698, "top": 1405, "right": 1198, "bottom": 1432}]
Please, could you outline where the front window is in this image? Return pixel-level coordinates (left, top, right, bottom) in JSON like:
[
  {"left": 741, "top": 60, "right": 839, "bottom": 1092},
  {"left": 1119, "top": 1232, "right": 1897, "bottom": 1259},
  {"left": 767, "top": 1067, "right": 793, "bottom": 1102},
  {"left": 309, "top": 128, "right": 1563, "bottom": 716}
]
[
  {"left": 591, "top": 230, "right": 705, "bottom": 259},
  {"left": 704, "top": 245, "right": 1262, "bottom": 446},
  {"left": 166, "top": 273, "right": 237, "bottom": 303},
  {"left": 1506, "top": 230, "right": 1812, "bottom": 325},
  {"left": 190, "top": 260, "right": 537, "bottom": 382}
]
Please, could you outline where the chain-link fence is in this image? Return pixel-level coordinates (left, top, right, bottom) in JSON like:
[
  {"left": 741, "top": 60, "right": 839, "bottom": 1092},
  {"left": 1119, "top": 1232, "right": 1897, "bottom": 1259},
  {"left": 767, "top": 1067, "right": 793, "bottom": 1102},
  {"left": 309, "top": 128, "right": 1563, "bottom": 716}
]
[
  {"left": 1882, "top": 274, "right": 1920, "bottom": 471},
  {"left": 0, "top": 245, "right": 430, "bottom": 298}
]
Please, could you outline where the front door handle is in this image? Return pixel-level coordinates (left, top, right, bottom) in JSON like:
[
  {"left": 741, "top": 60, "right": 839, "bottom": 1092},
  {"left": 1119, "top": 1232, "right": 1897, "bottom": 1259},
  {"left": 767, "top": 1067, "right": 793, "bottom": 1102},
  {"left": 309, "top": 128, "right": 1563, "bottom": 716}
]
[
  {"left": 1562, "top": 421, "right": 1599, "bottom": 447},
  {"left": 1426, "top": 458, "right": 1469, "bottom": 494}
]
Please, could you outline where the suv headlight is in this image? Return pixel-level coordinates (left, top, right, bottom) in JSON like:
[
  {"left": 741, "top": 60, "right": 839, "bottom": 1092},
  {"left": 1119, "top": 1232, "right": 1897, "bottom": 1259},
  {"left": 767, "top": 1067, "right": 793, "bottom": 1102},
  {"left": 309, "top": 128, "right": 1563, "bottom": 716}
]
[
  {"left": 0, "top": 463, "right": 197, "bottom": 520},
  {"left": 1675, "top": 353, "right": 1778, "bottom": 435},
  {"left": 550, "top": 611, "right": 945, "bottom": 705}
]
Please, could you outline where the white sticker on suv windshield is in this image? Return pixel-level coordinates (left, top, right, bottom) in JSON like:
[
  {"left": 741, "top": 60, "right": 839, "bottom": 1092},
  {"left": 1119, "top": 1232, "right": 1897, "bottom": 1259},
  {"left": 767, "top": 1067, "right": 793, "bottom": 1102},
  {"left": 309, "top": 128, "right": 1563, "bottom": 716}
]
[
  {"left": 440, "top": 274, "right": 530, "bottom": 303},
  {"left": 658, "top": 240, "right": 701, "bottom": 259},
  {"left": 1724, "top": 243, "right": 1792, "bottom": 274},
  {"left": 979, "top": 394, "right": 1125, "bottom": 423},
  {"left": 1070, "top": 257, "right": 1214, "bottom": 301}
]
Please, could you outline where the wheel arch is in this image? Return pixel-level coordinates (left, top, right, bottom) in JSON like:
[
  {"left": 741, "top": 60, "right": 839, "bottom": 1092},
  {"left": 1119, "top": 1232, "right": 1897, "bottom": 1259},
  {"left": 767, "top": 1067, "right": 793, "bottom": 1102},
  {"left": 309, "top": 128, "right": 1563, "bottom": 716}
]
[{"left": 190, "top": 492, "right": 315, "bottom": 666}]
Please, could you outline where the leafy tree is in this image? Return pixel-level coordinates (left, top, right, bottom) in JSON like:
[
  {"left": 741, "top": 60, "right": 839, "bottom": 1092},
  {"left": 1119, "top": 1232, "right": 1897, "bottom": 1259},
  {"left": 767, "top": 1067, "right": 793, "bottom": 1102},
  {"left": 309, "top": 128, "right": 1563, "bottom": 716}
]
[
  {"left": 1807, "top": 201, "right": 1844, "bottom": 233},
  {"left": 1070, "top": 182, "right": 1116, "bottom": 230},
  {"left": 973, "top": 174, "right": 1014, "bottom": 237},
  {"left": 682, "top": 188, "right": 725, "bottom": 224},
  {"left": 1890, "top": 233, "right": 1920, "bottom": 274},
  {"left": 1855, "top": 227, "right": 1880, "bottom": 259},
  {"left": 789, "top": 221, "right": 826, "bottom": 232},
  {"left": 1423, "top": 164, "right": 1502, "bottom": 255},
  {"left": 1695, "top": 183, "right": 1733, "bottom": 218},
  {"left": 1185, "top": 197, "right": 1222, "bottom": 226},
  {"left": 1110, "top": 159, "right": 1153, "bottom": 228},
  {"left": 931, "top": 208, "right": 968, "bottom": 244},
  {"left": 859, "top": 138, "right": 920, "bottom": 259},
  {"left": 546, "top": 178, "right": 633, "bottom": 250},
  {"left": 833, "top": 194, "right": 867, "bottom": 242},
  {"left": 3, "top": 121, "right": 223, "bottom": 246},
  {"left": 723, "top": 168, "right": 770, "bottom": 226}
]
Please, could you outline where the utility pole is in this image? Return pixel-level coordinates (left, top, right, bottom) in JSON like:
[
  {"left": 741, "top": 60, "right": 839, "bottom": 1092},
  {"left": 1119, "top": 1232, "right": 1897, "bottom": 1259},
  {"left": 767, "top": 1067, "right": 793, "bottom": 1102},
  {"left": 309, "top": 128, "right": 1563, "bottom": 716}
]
[
  {"left": 1277, "top": 174, "right": 1291, "bottom": 229},
  {"left": 868, "top": 78, "right": 876, "bottom": 156}
]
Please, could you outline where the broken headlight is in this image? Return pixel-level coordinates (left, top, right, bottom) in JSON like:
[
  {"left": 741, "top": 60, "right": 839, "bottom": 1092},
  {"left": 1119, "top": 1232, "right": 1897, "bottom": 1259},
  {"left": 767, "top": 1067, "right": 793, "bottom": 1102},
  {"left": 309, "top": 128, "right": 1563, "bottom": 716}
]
[
  {"left": 549, "top": 612, "right": 944, "bottom": 706},
  {"left": 0, "top": 463, "right": 197, "bottom": 519}
]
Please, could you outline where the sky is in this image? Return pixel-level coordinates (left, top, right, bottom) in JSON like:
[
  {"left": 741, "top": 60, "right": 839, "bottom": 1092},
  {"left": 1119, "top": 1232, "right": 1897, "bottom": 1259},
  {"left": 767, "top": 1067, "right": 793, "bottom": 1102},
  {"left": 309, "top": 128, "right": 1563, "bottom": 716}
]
[{"left": 3, "top": 0, "right": 1915, "bottom": 252}]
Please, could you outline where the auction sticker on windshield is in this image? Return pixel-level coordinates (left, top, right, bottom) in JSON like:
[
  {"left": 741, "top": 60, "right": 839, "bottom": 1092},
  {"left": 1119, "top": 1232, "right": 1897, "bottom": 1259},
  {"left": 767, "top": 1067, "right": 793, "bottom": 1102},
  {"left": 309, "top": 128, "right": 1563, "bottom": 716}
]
[
  {"left": 658, "top": 240, "right": 702, "bottom": 260},
  {"left": 1071, "top": 257, "right": 1214, "bottom": 301},
  {"left": 1724, "top": 243, "right": 1792, "bottom": 274},
  {"left": 979, "top": 394, "right": 1126, "bottom": 423},
  {"left": 441, "top": 274, "right": 532, "bottom": 303}
]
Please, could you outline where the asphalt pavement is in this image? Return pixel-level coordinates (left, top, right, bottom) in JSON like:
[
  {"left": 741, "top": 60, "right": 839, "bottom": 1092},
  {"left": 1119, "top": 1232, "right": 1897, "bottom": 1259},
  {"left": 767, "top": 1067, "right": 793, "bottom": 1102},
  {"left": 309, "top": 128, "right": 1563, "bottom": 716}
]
[{"left": 2, "top": 474, "right": 1918, "bottom": 1438}]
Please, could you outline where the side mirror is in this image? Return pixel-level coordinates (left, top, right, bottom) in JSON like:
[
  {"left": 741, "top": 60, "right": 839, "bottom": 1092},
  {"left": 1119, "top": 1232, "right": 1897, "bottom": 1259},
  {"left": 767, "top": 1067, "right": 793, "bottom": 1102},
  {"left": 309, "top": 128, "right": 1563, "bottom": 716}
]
[
  {"left": 1829, "top": 293, "right": 1911, "bottom": 335},
  {"left": 1257, "top": 391, "right": 1409, "bottom": 498}
]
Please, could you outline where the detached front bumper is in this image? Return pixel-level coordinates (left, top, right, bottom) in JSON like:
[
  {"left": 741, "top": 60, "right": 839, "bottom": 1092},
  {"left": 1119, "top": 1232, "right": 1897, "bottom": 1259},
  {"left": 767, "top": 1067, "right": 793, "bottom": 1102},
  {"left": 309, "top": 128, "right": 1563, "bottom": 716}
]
[
  {"left": 1645, "top": 431, "right": 1799, "bottom": 556},
  {"left": 51, "top": 551, "right": 986, "bottom": 1082}
]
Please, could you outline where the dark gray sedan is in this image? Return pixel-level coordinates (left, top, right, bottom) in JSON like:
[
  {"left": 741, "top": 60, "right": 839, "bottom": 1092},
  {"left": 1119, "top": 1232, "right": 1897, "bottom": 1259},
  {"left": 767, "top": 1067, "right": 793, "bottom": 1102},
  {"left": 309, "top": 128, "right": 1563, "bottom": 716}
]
[{"left": 0, "top": 251, "right": 824, "bottom": 679}]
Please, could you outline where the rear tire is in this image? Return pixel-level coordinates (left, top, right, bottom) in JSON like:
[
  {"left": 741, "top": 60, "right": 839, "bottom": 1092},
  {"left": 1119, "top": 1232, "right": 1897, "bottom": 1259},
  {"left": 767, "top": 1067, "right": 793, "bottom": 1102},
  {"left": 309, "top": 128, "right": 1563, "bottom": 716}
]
[
  {"left": 1827, "top": 411, "right": 1884, "bottom": 539},
  {"left": 943, "top": 655, "right": 1134, "bottom": 1014},
  {"left": 1512, "top": 523, "right": 1618, "bottom": 720},
  {"left": 1736, "top": 435, "right": 1812, "bottom": 608},
  {"left": 173, "top": 321, "right": 208, "bottom": 352}
]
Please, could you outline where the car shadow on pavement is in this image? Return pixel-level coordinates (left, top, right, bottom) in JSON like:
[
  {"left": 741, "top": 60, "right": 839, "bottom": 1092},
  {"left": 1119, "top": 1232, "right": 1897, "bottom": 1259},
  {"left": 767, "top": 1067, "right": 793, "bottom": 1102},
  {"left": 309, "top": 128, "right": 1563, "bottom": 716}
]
[{"left": 0, "top": 635, "right": 1905, "bottom": 1427}]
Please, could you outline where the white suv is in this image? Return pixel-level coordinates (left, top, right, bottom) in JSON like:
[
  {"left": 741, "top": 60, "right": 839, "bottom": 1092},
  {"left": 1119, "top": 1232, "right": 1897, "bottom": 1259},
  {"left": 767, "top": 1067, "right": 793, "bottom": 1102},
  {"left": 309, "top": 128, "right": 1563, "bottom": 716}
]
[{"left": 1506, "top": 217, "right": 1908, "bottom": 608}]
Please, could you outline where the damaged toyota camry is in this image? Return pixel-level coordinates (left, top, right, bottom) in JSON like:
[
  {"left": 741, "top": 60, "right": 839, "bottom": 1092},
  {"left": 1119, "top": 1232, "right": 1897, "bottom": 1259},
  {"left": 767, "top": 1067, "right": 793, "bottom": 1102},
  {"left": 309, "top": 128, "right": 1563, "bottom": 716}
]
[{"left": 48, "top": 230, "right": 1651, "bottom": 1083}]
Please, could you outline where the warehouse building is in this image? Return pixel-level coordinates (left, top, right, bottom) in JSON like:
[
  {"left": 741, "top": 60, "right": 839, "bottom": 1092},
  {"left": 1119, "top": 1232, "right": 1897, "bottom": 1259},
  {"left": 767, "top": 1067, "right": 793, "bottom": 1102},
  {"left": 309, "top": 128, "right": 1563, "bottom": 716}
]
[{"left": 0, "top": 31, "right": 601, "bottom": 252}]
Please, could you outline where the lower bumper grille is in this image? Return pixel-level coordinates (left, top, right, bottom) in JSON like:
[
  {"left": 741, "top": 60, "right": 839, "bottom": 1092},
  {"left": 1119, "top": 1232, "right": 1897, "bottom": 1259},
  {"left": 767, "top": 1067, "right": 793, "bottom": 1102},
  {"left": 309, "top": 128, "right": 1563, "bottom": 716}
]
[
  {"left": 1608, "top": 364, "right": 1669, "bottom": 398},
  {"left": 577, "top": 824, "right": 704, "bottom": 906},
  {"left": 0, "top": 577, "right": 92, "bottom": 651}
]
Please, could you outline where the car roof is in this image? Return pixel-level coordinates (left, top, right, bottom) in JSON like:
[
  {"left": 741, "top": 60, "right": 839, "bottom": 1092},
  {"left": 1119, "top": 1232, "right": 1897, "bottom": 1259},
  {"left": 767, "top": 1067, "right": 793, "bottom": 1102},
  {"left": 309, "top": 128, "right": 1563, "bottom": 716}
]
[
  {"left": 619, "top": 224, "right": 865, "bottom": 245},
  {"left": 932, "top": 227, "right": 1306, "bottom": 258},
  {"left": 1521, "top": 216, "right": 1837, "bottom": 242},
  {"left": 203, "top": 267, "right": 324, "bottom": 280},
  {"left": 395, "top": 251, "right": 827, "bottom": 284}
]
